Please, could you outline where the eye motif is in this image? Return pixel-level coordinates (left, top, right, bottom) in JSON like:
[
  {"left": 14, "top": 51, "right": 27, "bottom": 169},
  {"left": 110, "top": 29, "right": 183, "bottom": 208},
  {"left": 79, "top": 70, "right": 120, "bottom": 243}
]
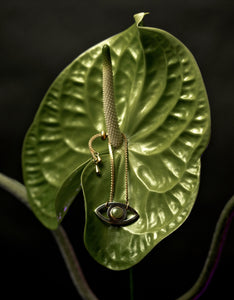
[{"left": 95, "top": 202, "right": 139, "bottom": 226}]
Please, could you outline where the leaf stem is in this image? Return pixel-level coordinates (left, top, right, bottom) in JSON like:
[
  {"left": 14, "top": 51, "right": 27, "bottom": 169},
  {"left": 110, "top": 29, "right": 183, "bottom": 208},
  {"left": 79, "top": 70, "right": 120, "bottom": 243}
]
[
  {"left": 177, "top": 195, "right": 234, "bottom": 300},
  {"left": 102, "top": 44, "right": 123, "bottom": 148},
  {"left": 0, "top": 172, "right": 98, "bottom": 300},
  {"left": 51, "top": 226, "right": 98, "bottom": 300},
  {"left": 0, "top": 173, "right": 30, "bottom": 209}
]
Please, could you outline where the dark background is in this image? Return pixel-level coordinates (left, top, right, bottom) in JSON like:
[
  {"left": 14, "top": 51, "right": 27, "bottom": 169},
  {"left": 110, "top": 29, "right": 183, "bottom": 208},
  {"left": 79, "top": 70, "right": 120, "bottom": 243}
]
[{"left": 0, "top": 0, "right": 233, "bottom": 299}]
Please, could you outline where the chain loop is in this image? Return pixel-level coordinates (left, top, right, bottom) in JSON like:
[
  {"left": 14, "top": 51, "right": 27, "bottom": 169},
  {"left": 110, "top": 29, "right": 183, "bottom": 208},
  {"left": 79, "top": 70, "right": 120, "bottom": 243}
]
[{"left": 88, "top": 131, "right": 129, "bottom": 208}]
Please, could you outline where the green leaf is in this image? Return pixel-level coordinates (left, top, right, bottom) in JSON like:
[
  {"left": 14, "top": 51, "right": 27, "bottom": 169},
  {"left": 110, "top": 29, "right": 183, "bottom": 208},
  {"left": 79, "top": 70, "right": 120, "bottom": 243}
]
[
  {"left": 22, "top": 12, "right": 210, "bottom": 268},
  {"left": 82, "top": 153, "right": 200, "bottom": 270}
]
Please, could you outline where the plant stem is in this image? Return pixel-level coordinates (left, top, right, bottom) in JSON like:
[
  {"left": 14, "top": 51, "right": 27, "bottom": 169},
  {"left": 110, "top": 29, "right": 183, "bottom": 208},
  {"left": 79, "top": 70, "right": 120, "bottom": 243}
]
[
  {"left": 0, "top": 173, "right": 30, "bottom": 209},
  {"left": 0, "top": 172, "right": 98, "bottom": 300},
  {"left": 51, "top": 226, "right": 98, "bottom": 300},
  {"left": 177, "top": 195, "right": 234, "bottom": 300},
  {"left": 102, "top": 44, "right": 123, "bottom": 148}
]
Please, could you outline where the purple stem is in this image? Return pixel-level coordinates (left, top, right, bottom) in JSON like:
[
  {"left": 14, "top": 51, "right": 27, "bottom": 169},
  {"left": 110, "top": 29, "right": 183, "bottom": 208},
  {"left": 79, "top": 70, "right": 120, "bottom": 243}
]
[
  {"left": 193, "top": 211, "right": 234, "bottom": 299},
  {"left": 177, "top": 195, "right": 234, "bottom": 300}
]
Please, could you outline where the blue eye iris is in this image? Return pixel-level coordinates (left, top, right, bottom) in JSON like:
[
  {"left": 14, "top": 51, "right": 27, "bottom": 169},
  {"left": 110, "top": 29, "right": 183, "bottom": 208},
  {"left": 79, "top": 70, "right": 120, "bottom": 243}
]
[{"left": 95, "top": 202, "right": 139, "bottom": 226}]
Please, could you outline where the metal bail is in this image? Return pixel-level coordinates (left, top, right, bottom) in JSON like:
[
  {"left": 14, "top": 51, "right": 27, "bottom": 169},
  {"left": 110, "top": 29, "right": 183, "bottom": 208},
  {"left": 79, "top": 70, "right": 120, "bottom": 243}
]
[
  {"left": 95, "top": 164, "right": 101, "bottom": 176},
  {"left": 95, "top": 154, "right": 102, "bottom": 163}
]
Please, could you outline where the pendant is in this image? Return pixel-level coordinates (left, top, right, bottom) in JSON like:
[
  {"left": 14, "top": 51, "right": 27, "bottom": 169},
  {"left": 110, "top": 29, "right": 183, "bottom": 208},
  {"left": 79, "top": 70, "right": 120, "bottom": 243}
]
[{"left": 95, "top": 202, "right": 139, "bottom": 226}]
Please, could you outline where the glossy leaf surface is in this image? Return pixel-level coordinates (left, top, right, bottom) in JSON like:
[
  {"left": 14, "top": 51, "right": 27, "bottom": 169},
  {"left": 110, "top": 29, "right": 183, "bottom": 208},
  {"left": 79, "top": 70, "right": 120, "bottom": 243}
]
[
  {"left": 82, "top": 152, "right": 200, "bottom": 270},
  {"left": 22, "top": 13, "right": 210, "bottom": 268}
]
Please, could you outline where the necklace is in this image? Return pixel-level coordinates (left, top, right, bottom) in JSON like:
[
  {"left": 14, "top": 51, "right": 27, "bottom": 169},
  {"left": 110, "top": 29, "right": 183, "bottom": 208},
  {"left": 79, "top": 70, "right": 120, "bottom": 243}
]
[{"left": 88, "top": 131, "right": 139, "bottom": 226}]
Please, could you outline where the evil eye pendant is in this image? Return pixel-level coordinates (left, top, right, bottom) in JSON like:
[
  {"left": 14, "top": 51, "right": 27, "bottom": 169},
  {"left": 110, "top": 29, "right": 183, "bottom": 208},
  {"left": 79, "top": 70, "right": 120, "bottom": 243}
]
[{"left": 95, "top": 202, "right": 139, "bottom": 226}]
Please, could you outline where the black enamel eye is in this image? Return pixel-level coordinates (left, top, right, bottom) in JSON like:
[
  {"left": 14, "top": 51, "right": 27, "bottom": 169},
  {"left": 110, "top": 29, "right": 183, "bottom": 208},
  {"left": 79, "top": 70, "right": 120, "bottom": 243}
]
[{"left": 95, "top": 202, "right": 139, "bottom": 226}]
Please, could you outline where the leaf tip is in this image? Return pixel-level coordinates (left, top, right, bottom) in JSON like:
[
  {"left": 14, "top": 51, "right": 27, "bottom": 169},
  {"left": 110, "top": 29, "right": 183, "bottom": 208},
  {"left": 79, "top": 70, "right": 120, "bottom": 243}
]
[{"left": 133, "top": 12, "right": 150, "bottom": 26}]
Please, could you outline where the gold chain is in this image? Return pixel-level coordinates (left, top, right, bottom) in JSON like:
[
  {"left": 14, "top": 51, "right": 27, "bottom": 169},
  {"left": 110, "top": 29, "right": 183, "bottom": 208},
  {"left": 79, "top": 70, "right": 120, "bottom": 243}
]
[
  {"left": 88, "top": 131, "right": 129, "bottom": 207},
  {"left": 88, "top": 133, "right": 102, "bottom": 161}
]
